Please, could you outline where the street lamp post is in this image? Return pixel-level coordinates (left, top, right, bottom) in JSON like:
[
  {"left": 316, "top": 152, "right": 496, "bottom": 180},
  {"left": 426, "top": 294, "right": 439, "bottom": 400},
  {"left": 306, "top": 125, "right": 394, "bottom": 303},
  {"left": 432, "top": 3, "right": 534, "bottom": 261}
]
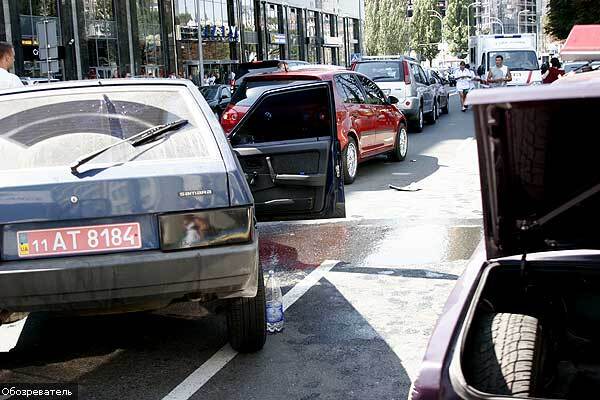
[
  {"left": 463, "top": 2, "right": 481, "bottom": 37},
  {"left": 428, "top": 10, "right": 444, "bottom": 66},
  {"left": 489, "top": 17, "right": 504, "bottom": 34},
  {"left": 517, "top": 10, "right": 534, "bottom": 34}
]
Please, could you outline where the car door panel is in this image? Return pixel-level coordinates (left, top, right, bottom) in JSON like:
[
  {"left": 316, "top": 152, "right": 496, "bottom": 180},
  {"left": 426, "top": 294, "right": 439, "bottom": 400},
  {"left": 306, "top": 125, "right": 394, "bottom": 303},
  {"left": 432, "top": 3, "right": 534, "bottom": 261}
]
[
  {"left": 230, "top": 82, "right": 345, "bottom": 221},
  {"left": 357, "top": 75, "right": 396, "bottom": 151}
]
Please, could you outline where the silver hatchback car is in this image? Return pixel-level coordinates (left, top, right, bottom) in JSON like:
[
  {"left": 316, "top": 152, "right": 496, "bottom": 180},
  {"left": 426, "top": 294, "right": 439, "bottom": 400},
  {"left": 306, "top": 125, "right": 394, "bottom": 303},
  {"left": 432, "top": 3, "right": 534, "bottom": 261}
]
[{"left": 352, "top": 56, "right": 437, "bottom": 132}]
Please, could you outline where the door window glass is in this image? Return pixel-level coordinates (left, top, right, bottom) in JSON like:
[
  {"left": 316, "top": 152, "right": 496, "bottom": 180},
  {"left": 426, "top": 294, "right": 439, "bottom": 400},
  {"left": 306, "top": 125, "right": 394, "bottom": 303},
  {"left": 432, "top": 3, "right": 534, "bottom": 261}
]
[
  {"left": 411, "top": 64, "right": 422, "bottom": 84},
  {"left": 334, "top": 74, "right": 365, "bottom": 104},
  {"left": 357, "top": 76, "right": 386, "bottom": 105},
  {"left": 417, "top": 66, "right": 428, "bottom": 84},
  {"left": 230, "top": 86, "right": 332, "bottom": 145}
]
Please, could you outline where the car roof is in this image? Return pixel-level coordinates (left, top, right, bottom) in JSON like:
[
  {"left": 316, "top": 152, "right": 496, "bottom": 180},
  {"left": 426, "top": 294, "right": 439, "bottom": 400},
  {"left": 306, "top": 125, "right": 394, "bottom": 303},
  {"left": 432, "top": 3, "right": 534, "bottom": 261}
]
[
  {"left": 467, "top": 70, "right": 600, "bottom": 105},
  {"left": 241, "top": 67, "right": 351, "bottom": 82}
]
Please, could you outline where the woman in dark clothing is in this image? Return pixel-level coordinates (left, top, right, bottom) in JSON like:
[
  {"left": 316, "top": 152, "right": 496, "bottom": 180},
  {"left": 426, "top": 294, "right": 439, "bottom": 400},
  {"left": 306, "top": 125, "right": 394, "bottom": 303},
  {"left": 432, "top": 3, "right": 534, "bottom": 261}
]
[{"left": 542, "top": 58, "right": 565, "bottom": 84}]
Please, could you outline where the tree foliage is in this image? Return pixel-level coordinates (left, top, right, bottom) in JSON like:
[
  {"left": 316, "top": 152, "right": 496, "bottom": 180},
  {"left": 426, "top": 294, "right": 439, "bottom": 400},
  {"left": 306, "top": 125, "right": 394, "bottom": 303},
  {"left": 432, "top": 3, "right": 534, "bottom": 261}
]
[
  {"left": 410, "top": 0, "right": 442, "bottom": 63},
  {"left": 365, "top": 0, "right": 411, "bottom": 55},
  {"left": 546, "top": 0, "right": 600, "bottom": 40},
  {"left": 444, "top": 0, "right": 469, "bottom": 58}
]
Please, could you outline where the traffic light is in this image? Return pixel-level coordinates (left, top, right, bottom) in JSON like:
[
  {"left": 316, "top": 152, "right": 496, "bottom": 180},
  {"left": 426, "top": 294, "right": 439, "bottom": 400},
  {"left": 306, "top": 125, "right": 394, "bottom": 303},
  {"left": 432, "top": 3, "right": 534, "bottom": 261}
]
[{"left": 437, "top": 0, "right": 446, "bottom": 16}]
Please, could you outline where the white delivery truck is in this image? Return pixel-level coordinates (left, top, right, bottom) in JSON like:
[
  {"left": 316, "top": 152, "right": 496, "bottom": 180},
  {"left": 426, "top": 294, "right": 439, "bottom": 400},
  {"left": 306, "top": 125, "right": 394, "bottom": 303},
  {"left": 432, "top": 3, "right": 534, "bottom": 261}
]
[{"left": 469, "top": 34, "right": 541, "bottom": 86}]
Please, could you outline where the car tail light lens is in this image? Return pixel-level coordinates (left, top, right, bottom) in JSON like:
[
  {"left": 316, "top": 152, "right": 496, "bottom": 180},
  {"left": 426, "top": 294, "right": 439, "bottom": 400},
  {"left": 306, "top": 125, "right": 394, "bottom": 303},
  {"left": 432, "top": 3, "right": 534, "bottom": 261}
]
[
  {"left": 159, "top": 207, "right": 253, "bottom": 251},
  {"left": 403, "top": 61, "right": 411, "bottom": 84},
  {"left": 220, "top": 105, "right": 240, "bottom": 134}
]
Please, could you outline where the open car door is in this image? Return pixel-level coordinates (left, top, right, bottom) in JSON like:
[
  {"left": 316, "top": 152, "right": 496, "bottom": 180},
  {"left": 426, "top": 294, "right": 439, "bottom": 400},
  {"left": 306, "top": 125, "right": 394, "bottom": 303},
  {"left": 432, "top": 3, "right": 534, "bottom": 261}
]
[{"left": 229, "top": 81, "right": 345, "bottom": 222}]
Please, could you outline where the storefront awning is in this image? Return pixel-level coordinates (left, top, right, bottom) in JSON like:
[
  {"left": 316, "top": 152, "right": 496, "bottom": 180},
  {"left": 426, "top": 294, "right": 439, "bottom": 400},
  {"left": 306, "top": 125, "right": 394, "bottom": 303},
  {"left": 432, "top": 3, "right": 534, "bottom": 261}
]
[{"left": 560, "top": 25, "right": 600, "bottom": 61}]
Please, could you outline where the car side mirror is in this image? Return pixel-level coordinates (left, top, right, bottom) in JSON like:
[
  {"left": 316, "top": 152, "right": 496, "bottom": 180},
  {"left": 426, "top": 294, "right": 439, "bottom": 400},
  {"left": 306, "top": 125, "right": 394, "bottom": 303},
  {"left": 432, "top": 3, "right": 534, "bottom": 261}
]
[
  {"left": 477, "top": 65, "right": 485, "bottom": 76},
  {"left": 388, "top": 95, "right": 399, "bottom": 105},
  {"left": 221, "top": 94, "right": 230, "bottom": 100},
  {"left": 429, "top": 78, "right": 436, "bottom": 85}
]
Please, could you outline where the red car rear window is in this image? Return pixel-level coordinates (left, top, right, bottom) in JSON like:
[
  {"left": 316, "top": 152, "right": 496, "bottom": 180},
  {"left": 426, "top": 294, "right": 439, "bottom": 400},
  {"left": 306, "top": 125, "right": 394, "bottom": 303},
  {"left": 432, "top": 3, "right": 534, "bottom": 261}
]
[{"left": 231, "top": 79, "right": 319, "bottom": 107}]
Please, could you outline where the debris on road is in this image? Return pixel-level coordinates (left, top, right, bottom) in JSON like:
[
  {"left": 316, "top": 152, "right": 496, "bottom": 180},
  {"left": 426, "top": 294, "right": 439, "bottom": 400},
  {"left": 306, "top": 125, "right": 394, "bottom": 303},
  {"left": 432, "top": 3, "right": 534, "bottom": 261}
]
[{"left": 389, "top": 183, "right": 422, "bottom": 192}]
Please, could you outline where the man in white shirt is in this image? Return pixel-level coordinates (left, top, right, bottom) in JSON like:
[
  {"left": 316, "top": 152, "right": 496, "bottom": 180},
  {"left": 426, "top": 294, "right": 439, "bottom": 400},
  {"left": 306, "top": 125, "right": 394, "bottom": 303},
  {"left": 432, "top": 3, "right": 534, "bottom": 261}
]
[
  {"left": 454, "top": 61, "right": 473, "bottom": 112},
  {"left": 0, "top": 42, "right": 24, "bottom": 90}
]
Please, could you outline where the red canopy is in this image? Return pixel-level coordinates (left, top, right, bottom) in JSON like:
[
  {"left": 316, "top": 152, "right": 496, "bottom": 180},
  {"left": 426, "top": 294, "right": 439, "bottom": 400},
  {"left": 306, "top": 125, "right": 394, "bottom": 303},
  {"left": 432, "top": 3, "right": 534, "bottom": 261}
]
[{"left": 560, "top": 25, "right": 600, "bottom": 61}]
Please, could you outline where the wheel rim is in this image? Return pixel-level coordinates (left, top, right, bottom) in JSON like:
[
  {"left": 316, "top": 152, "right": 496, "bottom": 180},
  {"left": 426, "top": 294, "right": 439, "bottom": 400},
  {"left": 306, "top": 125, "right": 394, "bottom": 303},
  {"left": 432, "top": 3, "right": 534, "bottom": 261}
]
[
  {"left": 419, "top": 109, "right": 424, "bottom": 128},
  {"left": 346, "top": 142, "right": 357, "bottom": 178},
  {"left": 437, "top": 102, "right": 441, "bottom": 117},
  {"left": 398, "top": 127, "right": 408, "bottom": 157},
  {"left": 434, "top": 103, "right": 438, "bottom": 119}
]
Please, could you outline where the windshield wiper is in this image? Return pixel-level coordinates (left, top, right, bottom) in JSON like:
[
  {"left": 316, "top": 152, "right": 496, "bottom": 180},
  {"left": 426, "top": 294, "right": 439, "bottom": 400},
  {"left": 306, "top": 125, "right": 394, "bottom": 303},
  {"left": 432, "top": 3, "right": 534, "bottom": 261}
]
[{"left": 70, "top": 119, "right": 189, "bottom": 174}]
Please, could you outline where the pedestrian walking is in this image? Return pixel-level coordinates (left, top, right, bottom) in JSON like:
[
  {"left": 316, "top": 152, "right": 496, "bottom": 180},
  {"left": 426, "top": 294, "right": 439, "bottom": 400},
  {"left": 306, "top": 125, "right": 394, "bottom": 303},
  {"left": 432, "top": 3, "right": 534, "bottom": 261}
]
[
  {"left": 487, "top": 55, "right": 512, "bottom": 88},
  {"left": 542, "top": 58, "right": 565, "bottom": 84},
  {"left": 0, "top": 42, "right": 23, "bottom": 90},
  {"left": 454, "top": 61, "right": 473, "bottom": 112}
]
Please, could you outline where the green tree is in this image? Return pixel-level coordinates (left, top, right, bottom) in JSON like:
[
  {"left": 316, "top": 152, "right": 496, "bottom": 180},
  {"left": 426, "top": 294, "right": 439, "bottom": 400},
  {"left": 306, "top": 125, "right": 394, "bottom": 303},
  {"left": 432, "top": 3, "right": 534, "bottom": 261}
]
[
  {"left": 410, "top": 0, "right": 442, "bottom": 64},
  {"left": 546, "top": 0, "right": 600, "bottom": 40},
  {"left": 444, "top": 0, "right": 469, "bottom": 58},
  {"left": 365, "top": 0, "right": 411, "bottom": 55}
]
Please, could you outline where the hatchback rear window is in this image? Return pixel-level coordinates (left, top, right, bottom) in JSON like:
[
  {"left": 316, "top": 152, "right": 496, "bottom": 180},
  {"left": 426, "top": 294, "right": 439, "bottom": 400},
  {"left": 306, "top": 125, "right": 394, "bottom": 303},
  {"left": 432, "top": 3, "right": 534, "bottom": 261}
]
[
  {"left": 354, "top": 62, "right": 404, "bottom": 82},
  {"left": 231, "top": 79, "right": 318, "bottom": 107},
  {"left": 0, "top": 86, "right": 219, "bottom": 171}
]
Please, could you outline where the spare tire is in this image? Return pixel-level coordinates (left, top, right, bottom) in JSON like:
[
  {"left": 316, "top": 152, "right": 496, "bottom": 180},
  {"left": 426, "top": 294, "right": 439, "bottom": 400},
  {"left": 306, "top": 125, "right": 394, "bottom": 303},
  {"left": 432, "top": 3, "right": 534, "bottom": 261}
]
[{"left": 464, "top": 313, "right": 543, "bottom": 396}]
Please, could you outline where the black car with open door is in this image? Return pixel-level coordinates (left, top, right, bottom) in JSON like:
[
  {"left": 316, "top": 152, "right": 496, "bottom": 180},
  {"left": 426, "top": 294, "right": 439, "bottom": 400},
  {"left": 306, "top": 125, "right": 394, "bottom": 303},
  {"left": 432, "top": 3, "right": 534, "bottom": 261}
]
[{"left": 0, "top": 79, "right": 344, "bottom": 355}]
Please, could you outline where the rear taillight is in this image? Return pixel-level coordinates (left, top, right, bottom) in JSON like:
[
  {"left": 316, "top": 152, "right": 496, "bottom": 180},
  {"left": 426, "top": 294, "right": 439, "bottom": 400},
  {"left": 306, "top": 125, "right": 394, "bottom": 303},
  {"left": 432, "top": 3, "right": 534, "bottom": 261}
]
[
  {"left": 221, "top": 106, "right": 240, "bottom": 134},
  {"left": 403, "top": 61, "right": 411, "bottom": 84}
]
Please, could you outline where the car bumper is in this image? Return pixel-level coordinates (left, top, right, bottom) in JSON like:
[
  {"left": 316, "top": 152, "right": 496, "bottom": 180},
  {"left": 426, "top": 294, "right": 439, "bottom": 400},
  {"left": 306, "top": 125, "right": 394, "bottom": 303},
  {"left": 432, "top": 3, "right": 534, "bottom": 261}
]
[
  {"left": 397, "top": 97, "right": 420, "bottom": 119},
  {"left": 0, "top": 240, "right": 259, "bottom": 313}
]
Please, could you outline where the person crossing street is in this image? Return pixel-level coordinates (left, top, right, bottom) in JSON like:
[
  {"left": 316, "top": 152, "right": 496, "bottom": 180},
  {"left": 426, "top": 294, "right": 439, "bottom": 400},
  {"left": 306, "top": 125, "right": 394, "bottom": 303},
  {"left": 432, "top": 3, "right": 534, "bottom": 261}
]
[
  {"left": 455, "top": 61, "right": 474, "bottom": 112},
  {"left": 487, "top": 54, "right": 512, "bottom": 88}
]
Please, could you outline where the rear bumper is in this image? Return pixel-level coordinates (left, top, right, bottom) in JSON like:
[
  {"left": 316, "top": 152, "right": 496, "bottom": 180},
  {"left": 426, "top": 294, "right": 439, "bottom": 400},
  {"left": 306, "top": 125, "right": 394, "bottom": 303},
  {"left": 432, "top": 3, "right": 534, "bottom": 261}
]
[
  {"left": 397, "top": 96, "right": 420, "bottom": 119},
  {"left": 0, "top": 240, "right": 259, "bottom": 313}
]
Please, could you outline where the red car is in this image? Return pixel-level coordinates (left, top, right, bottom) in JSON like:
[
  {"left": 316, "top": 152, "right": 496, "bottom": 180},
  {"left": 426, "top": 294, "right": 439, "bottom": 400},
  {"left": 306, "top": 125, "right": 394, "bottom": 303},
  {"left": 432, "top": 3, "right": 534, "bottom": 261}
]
[{"left": 221, "top": 68, "right": 408, "bottom": 183}]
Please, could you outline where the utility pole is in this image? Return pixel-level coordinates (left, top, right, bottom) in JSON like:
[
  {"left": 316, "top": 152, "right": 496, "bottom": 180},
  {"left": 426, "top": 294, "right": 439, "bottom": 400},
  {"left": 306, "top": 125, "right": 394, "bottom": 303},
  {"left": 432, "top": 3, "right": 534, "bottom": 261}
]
[{"left": 196, "top": 0, "right": 205, "bottom": 85}]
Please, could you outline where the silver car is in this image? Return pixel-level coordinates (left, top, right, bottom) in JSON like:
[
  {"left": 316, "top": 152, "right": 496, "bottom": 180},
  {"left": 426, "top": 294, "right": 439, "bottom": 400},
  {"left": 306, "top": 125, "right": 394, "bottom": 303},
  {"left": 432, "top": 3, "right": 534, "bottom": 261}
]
[
  {"left": 424, "top": 68, "right": 450, "bottom": 118},
  {"left": 352, "top": 57, "right": 437, "bottom": 132}
]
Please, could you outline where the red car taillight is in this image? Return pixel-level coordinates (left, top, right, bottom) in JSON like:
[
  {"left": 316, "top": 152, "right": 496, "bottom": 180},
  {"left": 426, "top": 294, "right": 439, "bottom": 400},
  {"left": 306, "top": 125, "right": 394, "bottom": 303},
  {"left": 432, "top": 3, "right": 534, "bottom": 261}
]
[
  {"left": 221, "top": 106, "right": 240, "bottom": 134},
  {"left": 403, "top": 60, "right": 411, "bottom": 84}
]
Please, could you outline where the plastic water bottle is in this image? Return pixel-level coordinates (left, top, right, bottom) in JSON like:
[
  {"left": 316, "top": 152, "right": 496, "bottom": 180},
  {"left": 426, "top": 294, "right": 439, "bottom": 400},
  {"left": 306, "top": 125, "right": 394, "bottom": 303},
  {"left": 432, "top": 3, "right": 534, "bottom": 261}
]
[{"left": 265, "top": 270, "right": 284, "bottom": 333}]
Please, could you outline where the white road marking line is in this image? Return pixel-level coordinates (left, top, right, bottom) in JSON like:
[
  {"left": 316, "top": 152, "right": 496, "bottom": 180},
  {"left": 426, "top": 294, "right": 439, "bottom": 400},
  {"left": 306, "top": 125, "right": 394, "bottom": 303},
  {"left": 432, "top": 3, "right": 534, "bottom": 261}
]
[
  {"left": 0, "top": 316, "right": 28, "bottom": 352},
  {"left": 161, "top": 260, "right": 340, "bottom": 400}
]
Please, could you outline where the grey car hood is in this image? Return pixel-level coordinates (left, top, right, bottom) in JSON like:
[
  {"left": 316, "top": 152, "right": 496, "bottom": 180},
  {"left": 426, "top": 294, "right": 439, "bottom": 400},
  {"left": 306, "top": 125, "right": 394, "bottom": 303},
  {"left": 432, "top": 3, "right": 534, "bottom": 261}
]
[{"left": 468, "top": 80, "right": 600, "bottom": 259}]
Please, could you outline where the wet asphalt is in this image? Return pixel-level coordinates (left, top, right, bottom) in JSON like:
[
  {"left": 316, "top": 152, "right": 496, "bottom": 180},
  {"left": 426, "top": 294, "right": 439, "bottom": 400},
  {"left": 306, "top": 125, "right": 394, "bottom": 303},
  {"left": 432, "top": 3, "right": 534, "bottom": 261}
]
[{"left": 0, "top": 94, "right": 483, "bottom": 400}]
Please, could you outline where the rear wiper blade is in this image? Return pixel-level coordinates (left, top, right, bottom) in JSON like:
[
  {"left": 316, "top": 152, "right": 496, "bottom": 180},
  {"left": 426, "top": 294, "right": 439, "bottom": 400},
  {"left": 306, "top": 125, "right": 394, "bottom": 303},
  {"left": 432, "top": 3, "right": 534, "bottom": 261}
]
[
  {"left": 70, "top": 119, "right": 188, "bottom": 174},
  {"left": 371, "top": 76, "right": 392, "bottom": 81}
]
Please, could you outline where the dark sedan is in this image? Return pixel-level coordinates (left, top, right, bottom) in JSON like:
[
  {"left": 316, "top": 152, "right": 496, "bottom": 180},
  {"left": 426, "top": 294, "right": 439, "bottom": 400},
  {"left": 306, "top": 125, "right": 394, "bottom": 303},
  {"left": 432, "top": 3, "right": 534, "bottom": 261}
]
[
  {"left": 411, "top": 73, "right": 600, "bottom": 399},
  {"left": 199, "top": 84, "right": 232, "bottom": 118}
]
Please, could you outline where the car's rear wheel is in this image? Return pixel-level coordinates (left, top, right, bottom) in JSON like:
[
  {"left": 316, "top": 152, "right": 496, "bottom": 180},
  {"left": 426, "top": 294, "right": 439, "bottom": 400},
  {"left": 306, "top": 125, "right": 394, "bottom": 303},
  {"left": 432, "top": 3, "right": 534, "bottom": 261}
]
[
  {"left": 343, "top": 137, "right": 358, "bottom": 184},
  {"left": 412, "top": 106, "right": 424, "bottom": 133},
  {"left": 441, "top": 96, "right": 450, "bottom": 114},
  {"left": 227, "top": 266, "right": 267, "bottom": 353},
  {"left": 464, "top": 313, "right": 543, "bottom": 396},
  {"left": 389, "top": 124, "right": 408, "bottom": 162}
]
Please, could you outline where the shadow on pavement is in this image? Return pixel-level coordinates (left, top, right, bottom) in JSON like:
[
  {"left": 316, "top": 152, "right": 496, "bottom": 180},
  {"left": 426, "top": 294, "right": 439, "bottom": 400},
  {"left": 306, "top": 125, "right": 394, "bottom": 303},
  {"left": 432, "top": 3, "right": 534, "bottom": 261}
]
[{"left": 194, "top": 278, "right": 411, "bottom": 400}]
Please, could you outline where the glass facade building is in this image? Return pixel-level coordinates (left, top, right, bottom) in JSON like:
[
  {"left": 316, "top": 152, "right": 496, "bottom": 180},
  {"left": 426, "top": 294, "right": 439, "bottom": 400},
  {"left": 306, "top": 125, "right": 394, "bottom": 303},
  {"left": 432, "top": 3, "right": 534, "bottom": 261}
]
[{"left": 1, "top": 0, "right": 364, "bottom": 81}]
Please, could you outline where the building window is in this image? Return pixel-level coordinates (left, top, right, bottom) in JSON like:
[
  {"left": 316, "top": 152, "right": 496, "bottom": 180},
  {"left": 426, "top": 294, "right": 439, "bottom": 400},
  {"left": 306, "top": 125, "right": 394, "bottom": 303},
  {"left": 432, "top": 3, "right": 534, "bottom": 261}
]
[
  {"left": 84, "top": 0, "right": 120, "bottom": 79},
  {"left": 288, "top": 8, "right": 301, "bottom": 60},
  {"left": 137, "top": 0, "right": 163, "bottom": 77},
  {"left": 338, "top": 16, "right": 347, "bottom": 67},
  {"left": 241, "top": 0, "right": 255, "bottom": 32},
  {"left": 346, "top": 17, "right": 360, "bottom": 57},
  {"left": 266, "top": 4, "right": 283, "bottom": 60},
  {"left": 19, "top": 0, "right": 62, "bottom": 78},
  {"left": 306, "top": 10, "right": 318, "bottom": 63}
]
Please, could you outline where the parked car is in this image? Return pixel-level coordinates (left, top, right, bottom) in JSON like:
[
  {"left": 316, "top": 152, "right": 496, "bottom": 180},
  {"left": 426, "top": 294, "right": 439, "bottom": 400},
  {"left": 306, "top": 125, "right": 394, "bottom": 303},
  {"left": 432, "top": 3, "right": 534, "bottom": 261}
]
[
  {"left": 423, "top": 68, "right": 450, "bottom": 117},
  {"left": 351, "top": 57, "right": 436, "bottom": 132},
  {"left": 220, "top": 68, "right": 409, "bottom": 184},
  {"left": 410, "top": 74, "right": 600, "bottom": 399},
  {"left": 233, "top": 59, "right": 310, "bottom": 91},
  {"left": 199, "top": 84, "right": 232, "bottom": 118},
  {"left": 0, "top": 78, "right": 345, "bottom": 353}
]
